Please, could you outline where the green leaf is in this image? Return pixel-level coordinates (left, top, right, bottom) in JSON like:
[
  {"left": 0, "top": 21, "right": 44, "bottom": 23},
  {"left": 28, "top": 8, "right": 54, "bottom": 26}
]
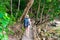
[
  {"left": 0, "top": 12, "right": 4, "bottom": 18},
  {"left": 4, "top": 28, "right": 9, "bottom": 33},
  {"left": 3, "top": 16, "right": 10, "bottom": 22},
  {"left": 1, "top": 35, "right": 8, "bottom": 40},
  {"left": 0, "top": 26, "right": 3, "bottom": 32},
  {"left": 46, "top": 0, "right": 52, "bottom": 3},
  {"left": 1, "top": 20, "right": 8, "bottom": 28},
  {"left": 0, "top": 33, "right": 3, "bottom": 39}
]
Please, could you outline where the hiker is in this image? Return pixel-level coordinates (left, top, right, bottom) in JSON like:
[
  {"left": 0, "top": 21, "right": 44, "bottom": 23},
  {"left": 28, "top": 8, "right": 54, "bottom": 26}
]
[{"left": 24, "top": 14, "right": 31, "bottom": 36}]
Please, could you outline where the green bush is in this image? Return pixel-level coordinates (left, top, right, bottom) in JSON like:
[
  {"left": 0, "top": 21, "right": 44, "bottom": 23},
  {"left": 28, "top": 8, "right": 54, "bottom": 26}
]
[{"left": 0, "top": 12, "right": 10, "bottom": 40}]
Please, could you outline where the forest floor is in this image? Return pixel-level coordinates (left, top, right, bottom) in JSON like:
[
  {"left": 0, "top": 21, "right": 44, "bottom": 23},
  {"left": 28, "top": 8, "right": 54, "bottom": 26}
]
[{"left": 8, "top": 19, "right": 60, "bottom": 40}]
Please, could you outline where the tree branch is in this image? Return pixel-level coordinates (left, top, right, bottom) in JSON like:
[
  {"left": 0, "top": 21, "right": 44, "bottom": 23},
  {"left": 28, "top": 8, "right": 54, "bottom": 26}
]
[
  {"left": 36, "top": 0, "right": 41, "bottom": 20},
  {"left": 16, "top": 0, "right": 20, "bottom": 18},
  {"left": 40, "top": 4, "right": 45, "bottom": 23},
  {"left": 20, "top": 0, "right": 34, "bottom": 22},
  {"left": 11, "top": 0, "right": 12, "bottom": 16}
]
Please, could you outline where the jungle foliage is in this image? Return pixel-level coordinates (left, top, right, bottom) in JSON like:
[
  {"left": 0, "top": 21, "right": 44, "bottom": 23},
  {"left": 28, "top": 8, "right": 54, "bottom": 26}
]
[{"left": 0, "top": 0, "right": 60, "bottom": 40}]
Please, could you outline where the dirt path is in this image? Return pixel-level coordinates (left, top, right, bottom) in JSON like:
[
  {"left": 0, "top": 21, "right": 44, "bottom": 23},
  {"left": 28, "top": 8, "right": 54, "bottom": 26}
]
[{"left": 22, "top": 26, "right": 33, "bottom": 40}]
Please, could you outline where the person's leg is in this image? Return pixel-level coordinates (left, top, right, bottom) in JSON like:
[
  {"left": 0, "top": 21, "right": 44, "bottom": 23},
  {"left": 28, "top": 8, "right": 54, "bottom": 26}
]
[
  {"left": 25, "top": 27, "right": 28, "bottom": 36},
  {"left": 26, "top": 27, "right": 29, "bottom": 37},
  {"left": 27, "top": 26, "right": 30, "bottom": 37}
]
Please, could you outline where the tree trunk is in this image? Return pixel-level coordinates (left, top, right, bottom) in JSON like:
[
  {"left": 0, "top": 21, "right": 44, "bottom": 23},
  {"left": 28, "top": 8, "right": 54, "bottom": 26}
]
[
  {"left": 20, "top": 0, "right": 34, "bottom": 22},
  {"left": 36, "top": 0, "right": 41, "bottom": 21},
  {"left": 11, "top": 0, "right": 12, "bottom": 16},
  {"left": 18, "top": 0, "right": 20, "bottom": 11},
  {"left": 16, "top": 0, "right": 20, "bottom": 18},
  {"left": 40, "top": 4, "right": 45, "bottom": 23}
]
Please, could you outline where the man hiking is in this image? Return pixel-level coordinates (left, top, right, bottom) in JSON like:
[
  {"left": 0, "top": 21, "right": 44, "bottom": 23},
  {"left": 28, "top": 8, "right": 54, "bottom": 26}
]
[{"left": 24, "top": 14, "right": 31, "bottom": 37}]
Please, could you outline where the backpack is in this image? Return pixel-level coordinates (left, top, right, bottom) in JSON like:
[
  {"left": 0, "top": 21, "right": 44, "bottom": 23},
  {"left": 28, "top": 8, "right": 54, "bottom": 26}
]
[{"left": 24, "top": 18, "right": 30, "bottom": 28}]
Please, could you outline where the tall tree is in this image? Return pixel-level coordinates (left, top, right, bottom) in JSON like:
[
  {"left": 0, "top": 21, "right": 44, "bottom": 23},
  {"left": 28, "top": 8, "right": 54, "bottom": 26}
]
[
  {"left": 40, "top": 4, "right": 45, "bottom": 23},
  {"left": 20, "top": 0, "right": 34, "bottom": 22},
  {"left": 11, "top": 0, "right": 12, "bottom": 16},
  {"left": 36, "top": 0, "right": 41, "bottom": 21},
  {"left": 16, "top": 0, "right": 20, "bottom": 18}
]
